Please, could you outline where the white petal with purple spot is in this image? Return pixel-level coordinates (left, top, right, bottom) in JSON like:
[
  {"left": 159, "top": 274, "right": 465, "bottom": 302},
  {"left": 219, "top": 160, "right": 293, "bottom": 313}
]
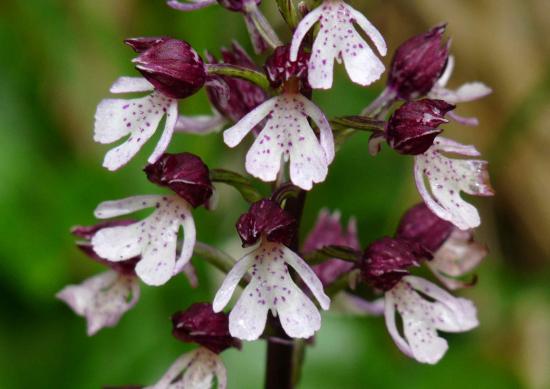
[
  {"left": 414, "top": 137, "right": 494, "bottom": 230},
  {"left": 92, "top": 195, "right": 196, "bottom": 286}
]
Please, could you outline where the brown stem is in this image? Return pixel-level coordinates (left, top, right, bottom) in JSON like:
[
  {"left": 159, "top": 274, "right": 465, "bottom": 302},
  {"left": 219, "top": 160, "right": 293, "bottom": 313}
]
[{"left": 264, "top": 190, "right": 307, "bottom": 389}]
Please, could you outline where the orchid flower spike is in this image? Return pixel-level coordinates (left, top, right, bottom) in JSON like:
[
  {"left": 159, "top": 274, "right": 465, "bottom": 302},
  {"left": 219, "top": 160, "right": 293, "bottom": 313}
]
[
  {"left": 414, "top": 137, "right": 495, "bottom": 230},
  {"left": 94, "top": 38, "right": 206, "bottom": 170},
  {"left": 290, "top": 0, "right": 387, "bottom": 89},
  {"left": 213, "top": 200, "right": 330, "bottom": 340}
]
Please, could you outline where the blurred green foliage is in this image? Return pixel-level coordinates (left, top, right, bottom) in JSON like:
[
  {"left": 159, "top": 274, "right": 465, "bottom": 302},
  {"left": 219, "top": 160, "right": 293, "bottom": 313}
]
[{"left": 0, "top": 1, "right": 547, "bottom": 388}]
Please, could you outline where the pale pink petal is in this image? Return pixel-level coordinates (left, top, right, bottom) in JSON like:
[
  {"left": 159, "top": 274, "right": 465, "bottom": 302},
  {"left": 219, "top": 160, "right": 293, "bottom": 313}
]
[
  {"left": 166, "top": 0, "right": 216, "bottom": 11},
  {"left": 213, "top": 253, "right": 255, "bottom": 312},
  {"left": 281, "top": 245, "right": 330, "bottom": 310},
  {"left": 175, "top": 113, "right": 226, "bottom": 134},
  {"left": 383, "top": 293, "right": 414, "bottom": 358},
  {"left": 149, "top": 351, "right": 195, "bottom": 389},
  {"left": 339, "top": 293, "right": 384, "bottom": 316},
  {"left": 93, "top": 196, "right": 193, "bottom": 286},
  {"left": 213, "top": 355, "right": 228, "bottom": 389},
  {"left": 435, "top": 55, "right": 455, "bottom": 88},
  {"left": 94, "top": 195, "right": 162, "bottom": 218},
  {"left": 308, "top": 28, "right": 338, "bottom": 89},
  {"left": 430, "top": 83, "right": 492, "bottom": 105},
  {"left": 414, "top": 137, "right": 494, "bottom": 230},
  {"left": 296, "top": 94, "right": 334, "bottom": 162},
  {"left": 223, "top": 97, "right": 276, "bottom": 147},
  {"left": 109, "top": 76, "right": 154, "bottom": 94},
  {"left": 147, "top": 100, "right": 178, "bottom": 164},
  {"left": 448, "top": 111, "right": 480, "bottom": 127},
  {"left": 94, "top": 91, "right": 176, "bottom": 171},
  {"left": 181, "top": 348, "right": 224, "bottom": 389},
  {"left": 341, "top": 31, "right": 385, "bottom": 87},
  {"left": 429, "top": 229, "right": 487, "bottom": 290},
  {"left": 181, "top": 262, "right": 199, "bottom": 288},
  {"left": 289, "top": 6, "right": 323, "bottom": 61},
  {"left": 56, "top": 271, "right": 140, "bottom": 336}
]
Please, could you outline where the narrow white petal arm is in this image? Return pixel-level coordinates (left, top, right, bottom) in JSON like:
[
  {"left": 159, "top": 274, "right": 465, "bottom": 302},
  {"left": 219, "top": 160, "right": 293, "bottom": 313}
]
[
  {"left": 296, "top": 94, "right": 335, "bottom": 162},
  {"left": 147, "top": 100, "right": 178, "bottom": 164},
  {"left": 223, "top": 97, "right": 276, "bottom": 147},
  {"left": 348, "top": 7, "right": 387, "bottom": 56},
  {"left": 166, "top": 0, "right": 217, "bottom": 11},
  {"left": 213, "top": 356, "right": 228, "bottom": 389},
  {"left": 110, "top": 77, "right": 154, "bottom": 94},
  {"left": 436, "top": 56, "right": 455, "bottom": 88},
  {"left": 94, "top": 195, "right": 162, "bottom": 219},
  {"left": 148, "top": 351, "right": 196, "bottom": 389},
  {"left": 289, "top": 6, "right": 323, "bottom": 61},
  {"left": 175, "top": 113, "right": 226, "bottom": 134},
  {"left": 213, "top": 253, "right": 254, "bottom": 312},
  {"left": 282, "top": 246, "right": 330, "bottom": 310},
  {"left": 174, "top": 205, "right": 196, "bottom": 274},
  {"left": 384, "top": 294, "right": 414, "bottom": 358}
]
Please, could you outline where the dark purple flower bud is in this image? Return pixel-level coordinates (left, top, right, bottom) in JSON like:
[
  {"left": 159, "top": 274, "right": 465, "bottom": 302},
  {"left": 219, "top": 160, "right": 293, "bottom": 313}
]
[
  {"left": 386, "top": 99, "right": 455, "bottom": 155},
  {"left": 144, "top": 153, "right": 213, "bottom": 208},
  {"left": 388, "top": 24, "right": 450, "bottom": 100},
  {"left": 205, "top": 42, "right": 266, "bottom": 122},
  {"left": 124, "top": 36, "right": 170, "bottom": 53},
  {"left": 264, "top": 45, "right": 310, "bottom": 89},
  {"left": 130, "top": 38, "right": 206, "bottom": 99},
  {"left": 236, "top": 199, "right": 296, "bottom": 247},
  {"left": 172, "top": 303, "right": 241, "bottom": 353},
  {"left": 303, "top": 211, "right": 360, "bottom": 287},
  {"left": 72, "top": 222, "right": 140, "bottom": 276},
  {"left": 360, "top": 237, "right": 421, "bottom": 291},
  {"left": 396, "top": 202, "right": 455, "bottom": 254},
  {"left": 217, "top": 0, "right": 260, "bottom": 12}
]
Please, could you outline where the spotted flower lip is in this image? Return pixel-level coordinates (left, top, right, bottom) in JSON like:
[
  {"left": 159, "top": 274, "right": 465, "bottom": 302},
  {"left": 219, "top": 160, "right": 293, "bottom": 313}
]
[
  {"left": 384, "top": 275, "right": 478, "bottom": 364},
  {"left": 302, "top": 210, "right": 360, "bottom": 287},
  {"left": 172, "top": 303, "right": 242, "bottom": 353},
  {"left": 223, "top": 92, "right": 334, "bottom": 190},
  {"left": 290, "top": 0, "right": 387, "bottom": 89},
  {"left": 386, "top": 99, "right": 455, "bottom": 155},
  {"left": 236, "top": 199, "right": 297, "bottom": 247},
  {"left": 144, "top": 152, "right": 213, "bottom": 208},
  {"left": 388, "top": 24, "right": 449, "bottom": 100},
  {"left": 91, "top": 195, "right": 196, "bottom": 286},
  {"left": 414, "top": 136, "right": 495, "bottom": 230},
  {"left": 132, "top": 38, "right": 206, "bottom": 99},
  {"left": 205, "top": 42, "right": 267, "bottom": 123},
  {"left": 396, "top": 202, "right": 455, "bottom": 254},
  {"left": 94, "top": 76, "right": 178, "bottom": 171},
  {"left": 360, "top": 237, "right": 421, "bottom": 291},
  {"left": 213, "top": 240, "right": 330, "bottom": 340}
]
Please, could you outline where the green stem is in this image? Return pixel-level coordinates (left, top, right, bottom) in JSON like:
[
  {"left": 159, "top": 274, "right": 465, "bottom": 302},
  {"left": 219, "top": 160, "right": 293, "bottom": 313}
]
[{"left": 205, "top": 63, "right": 271, "bottom": 91}]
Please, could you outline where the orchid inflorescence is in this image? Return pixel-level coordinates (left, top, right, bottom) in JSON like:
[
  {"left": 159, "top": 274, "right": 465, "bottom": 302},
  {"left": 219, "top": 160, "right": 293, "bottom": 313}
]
[{"left": 58, "top": 1, "right": 494, "bottom": 387}]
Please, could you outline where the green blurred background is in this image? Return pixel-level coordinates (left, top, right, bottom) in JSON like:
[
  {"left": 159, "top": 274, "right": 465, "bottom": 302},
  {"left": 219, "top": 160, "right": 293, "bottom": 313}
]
[{"left": 1, "top": 0, "right": 549, "bottom": 388}]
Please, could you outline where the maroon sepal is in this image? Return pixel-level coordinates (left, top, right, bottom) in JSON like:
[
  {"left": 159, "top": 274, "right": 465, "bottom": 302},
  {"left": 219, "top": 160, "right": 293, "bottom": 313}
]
[
  {"left": 236, "top": 199, "right": 297, "bottom": 247},
  {"left": 130, "top": 38, "right": 206, "bottom": 99},
  {"left": 396, "top": 202, "right": 455, "bottom": 254},
  {"left": 388, "top": 24, "right": 449, "bottom": 100},
  {"left": 264, "top": 45, "right": 310, "bottom": 91},
  {"left": 144, "top": 153, "right": 213, "bottom": 208},
  {"left": 172, "top": 303, "right": 241, "bottom": 354},
  {"left": 217, "top": 0, "right": 261, "bottom": 12},
  {"left": 386, "top": 99, "right": 455, "bottom": 155},
  {"left": 360, "top": 237, "right": 421, "bottom": 291},
  {"left": 125, "top": 36, "right": 170, "bottom": 53}
]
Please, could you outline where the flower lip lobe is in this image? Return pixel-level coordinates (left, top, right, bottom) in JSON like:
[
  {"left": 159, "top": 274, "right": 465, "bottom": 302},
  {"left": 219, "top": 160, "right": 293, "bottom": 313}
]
[
  {"left": 388, "top": 24, "right": 449, "bottom": 100},
  {"left": 172, "top": 303, "right": 241, "bottom": 353},
  {"left": 360, "top": 237, "right": 421, "bottom": 291},
  {"left": 144, "top": 152, "right": 213, "bottom": 208},
  {"left": 386, "top": 99, "right": 455, "bottom": 155},
  {"left": 132, "top": 38, "right": 206, "bottom": 99},
  {"left": 236, "top": 199, "right": 297, "bottom": 247}
]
